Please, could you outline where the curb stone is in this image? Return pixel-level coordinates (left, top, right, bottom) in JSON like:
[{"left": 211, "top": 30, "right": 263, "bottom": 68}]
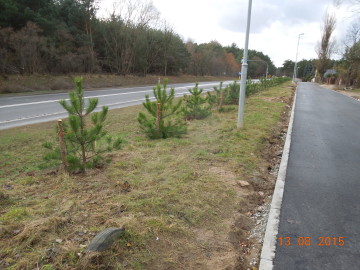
[{"left": 258, "top": 85, "right": 298, "bottom": 270}]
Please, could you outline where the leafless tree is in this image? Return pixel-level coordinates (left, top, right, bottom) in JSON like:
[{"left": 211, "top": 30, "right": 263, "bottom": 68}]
[
  {"left": 102, "top": 0, "right": 161, "bottom": 74},
  {"left": 334, "top": 0, "right": 360, "bottom": 14},
  {"left": 316, "top": 12, "right": 337, "bottom": 79},
  {"left": 161, "top": 23, "right": 174, "bottom": 76},
  {"left": 345, "top": 19, "right": 360, "bottom": 46},
  {"left": 114, "top": 0, "right": 160, "bottom": 27},
  {"left": 79, "top": 0, "right": 99, "bottom": 73}
]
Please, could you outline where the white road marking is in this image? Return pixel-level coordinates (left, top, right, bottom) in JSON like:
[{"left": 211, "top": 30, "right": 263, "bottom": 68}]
[
  {"left": 0, "top": 81, "right": 236, "bottom": 130},
  {"left": 0, "top": 89, "right": 218, "bottom": 124},
  {"left": 0, "top": 88, "right": 218, "bottom": 124},
  {"left": 0, "top": 111, "right": 65, "bottom": 123},
  {"left": 0, "top": 82, "right": 228, "bottom": 109}
]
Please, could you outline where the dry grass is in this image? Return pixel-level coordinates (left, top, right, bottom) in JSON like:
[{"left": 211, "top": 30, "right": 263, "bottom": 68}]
[
  {"left": 0, "top": 74, "right": 235, "bottom": 95},
  {"left": 0, "top": 82, "right": 294, "bottom": 270}
]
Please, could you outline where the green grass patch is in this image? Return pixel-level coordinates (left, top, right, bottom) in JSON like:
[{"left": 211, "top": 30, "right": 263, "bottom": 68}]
[
  {"left": 346, "top": 88, "right": 360, "bottom": 93},
  {"left": 0, "top": 207, "right": 29, "bottom": 223}
]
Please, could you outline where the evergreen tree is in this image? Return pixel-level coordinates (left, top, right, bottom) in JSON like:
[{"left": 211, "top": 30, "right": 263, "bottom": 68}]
[
  {"left": 137, "top": 79, "right": 187, "bottom": 139},
  {"left": 207, "top": 82, "right": 225, "bottom": 111},
  {"left": 183, "top": 83, "right": 212, "bottom": 120},
  {"left": 224, "top": 81, "right": 239, "bottom": 105},
  {"left": 44, "top": 77, "right": 122, "bottom": 171}
]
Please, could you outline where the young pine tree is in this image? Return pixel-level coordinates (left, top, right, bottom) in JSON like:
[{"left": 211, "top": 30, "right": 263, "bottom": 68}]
[
  {"left": 183, "top": 83, "right": 212, "bottom": 120},
  {"left": 43, "top": 77, "right": 122, "bottom": 172},
  {"left": 207, "top": 82, "right": 226, "bottom": 111},
  {"left": 224, "top": 81, "right": 240, "bottom": 105},
  {"left": 137, "top": 79, "right": 187, "bottom": 139}
]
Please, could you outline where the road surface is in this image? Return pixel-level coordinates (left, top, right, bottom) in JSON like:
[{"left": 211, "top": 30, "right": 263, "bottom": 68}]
[
  {"left": 274, "top": 83, "right": 360, "bottom": 269},
  {"left": 0, "top": 80, "right": 235, "bottom": 130}
]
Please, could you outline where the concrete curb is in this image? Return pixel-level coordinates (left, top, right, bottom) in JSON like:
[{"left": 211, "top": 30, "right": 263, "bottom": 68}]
[{"left": 258, "top": 86, "right": 298, "bottom": 270}]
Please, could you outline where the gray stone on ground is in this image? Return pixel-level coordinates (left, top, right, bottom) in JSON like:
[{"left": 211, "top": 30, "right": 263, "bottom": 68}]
[{"left": 86, "top": 227, "right": 125, "bottom": 252}]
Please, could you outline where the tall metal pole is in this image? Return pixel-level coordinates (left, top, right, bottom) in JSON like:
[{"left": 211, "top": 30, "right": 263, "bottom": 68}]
[
  {"left": 237, "top": 0, "right": 252, "bottom": 128},
  {"left": 292, "top": 33, "right": 304, "bottom": 83}
]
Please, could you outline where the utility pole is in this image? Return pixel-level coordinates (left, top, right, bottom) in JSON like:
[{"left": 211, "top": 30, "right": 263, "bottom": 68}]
[
  {"left": 237, "top": 0, "right": 253, "bottom": 128},
  {"left": 292, "top": 33, "right": 304, "bottom": 83}
]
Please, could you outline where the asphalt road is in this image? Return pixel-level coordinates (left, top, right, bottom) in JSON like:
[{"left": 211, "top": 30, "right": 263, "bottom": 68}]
[
  {"left": 274, "top": 83, "right": 360, "bottom": 269},
  {"left": 0, "top": 80, "right": 235, "bottom": 130}
]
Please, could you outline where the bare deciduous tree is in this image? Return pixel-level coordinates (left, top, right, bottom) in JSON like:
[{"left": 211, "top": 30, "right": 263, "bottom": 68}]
[
  {"left": 334, "top": 0, "right": 360, "bottom": 14},
  {"left": 316, "top": 12, "right": 337, "bottom": 79}
]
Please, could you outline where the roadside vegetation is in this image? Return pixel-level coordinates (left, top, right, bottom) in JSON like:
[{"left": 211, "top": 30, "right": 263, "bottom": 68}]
[
  {"left": 0, "top": 0, "right": 277, "bottom": 96},
  {"left": 279, "top": 8, "right": 359, "bottom": 87},
  {"left": 43, "top": 77, "right": 123, "bottom": 172},
  {"left": 0, "top": 78, "right": 292, "bottom": 270}
]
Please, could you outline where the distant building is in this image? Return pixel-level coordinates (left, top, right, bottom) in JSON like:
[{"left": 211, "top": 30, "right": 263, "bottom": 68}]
[
  {"left": 324, "top": 69, "right": 337, "bottom": 77},
  {"left": 324, "top": 69, "right": 337, "bottom": 84}
]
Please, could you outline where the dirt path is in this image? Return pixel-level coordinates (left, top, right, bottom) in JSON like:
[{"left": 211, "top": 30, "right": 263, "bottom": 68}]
[{"left": 320, "top": 84, "right": 360, "bottom": 101}]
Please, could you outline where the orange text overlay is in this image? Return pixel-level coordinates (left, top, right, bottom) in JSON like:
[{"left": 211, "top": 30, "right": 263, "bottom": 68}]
[{"left": 278, "top": 237, "right": 345, "bottom": 247}]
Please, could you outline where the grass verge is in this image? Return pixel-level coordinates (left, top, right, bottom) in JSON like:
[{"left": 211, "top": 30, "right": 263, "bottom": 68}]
[
  {"left": 0, "top": 82, "right": 294, "bottom": 270},
  {"left": 0, "top": 74, "right": 235, "bottom": 95}
]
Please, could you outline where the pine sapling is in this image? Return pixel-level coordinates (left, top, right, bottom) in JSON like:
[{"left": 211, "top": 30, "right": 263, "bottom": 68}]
[
  {"left": 183, "top": 83, "right": 212, "bottom": 120},
  {"left": 43, "top": 77, "right": 123, "bottom": 172},
  {"left": 207, "top": 82, "right": 226, "bottom": 111},
  {"left": 224, "top": 81, "right": 240, "bottom": 105},
  {"left": 138, "top": 79, "right": 187, "bottom": 139},
  {"left": 58, "top": 77, "right": 108, "bottom": 170}
]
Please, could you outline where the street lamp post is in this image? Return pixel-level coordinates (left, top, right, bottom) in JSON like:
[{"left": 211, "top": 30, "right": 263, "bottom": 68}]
[
  {"left": 237, "top": 0, "right": 252, "bottom": 128},
  {"left": 292, "top": 33, "right": 304, "bottom": 83}
]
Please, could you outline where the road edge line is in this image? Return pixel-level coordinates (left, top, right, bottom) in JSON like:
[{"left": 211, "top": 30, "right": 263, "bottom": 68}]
[{"left": 258, "top": 84, "right": 298, "bottom": 270}]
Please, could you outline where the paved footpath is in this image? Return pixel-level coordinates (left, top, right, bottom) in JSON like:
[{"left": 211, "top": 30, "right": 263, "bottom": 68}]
[{"left": 274, "top": 83, "right": 360, "bottom": 269}]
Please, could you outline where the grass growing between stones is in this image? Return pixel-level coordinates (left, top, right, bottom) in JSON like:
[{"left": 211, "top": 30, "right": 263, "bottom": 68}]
[{"left": 0, "top": 82, "right": 294, "bottom": 270}]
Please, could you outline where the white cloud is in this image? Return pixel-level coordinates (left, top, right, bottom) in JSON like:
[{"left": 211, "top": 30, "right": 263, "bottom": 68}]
[
  {"left": 218, "top": 0, "right": 331, "bottom": 33},
  {"left": 98, "top": 0, "right": 355, "bottom": 67}
]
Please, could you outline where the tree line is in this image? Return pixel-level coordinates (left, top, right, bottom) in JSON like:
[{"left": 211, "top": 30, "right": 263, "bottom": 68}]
[
  {"left": 0, "top": 0, "right": 276, "bottom": 78},
  {"left": 278, "top": 11, "right": 359, "bottom": 87},
  {"left": 311, "top": 7, "right": 359, "bottom": 87}
]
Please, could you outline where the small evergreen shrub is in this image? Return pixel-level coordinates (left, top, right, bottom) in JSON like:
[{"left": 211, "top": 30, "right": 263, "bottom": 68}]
[
  {"left": 43, "top": 77, "right": 123, "bottom": 172},
  {"left": 183, "top": 83, "right": 212, "bottom": 120},
  {"left": 137, "top": 79, "right": 187, "bottom": 139},
  {"left": 245, "top": 77, "right": 290, "bottom": 96},
  {"left": 224, "top": 81, "right": 240, "bottom": 105},
  {"left": 207, "top": 82, "right": 226, "bottom": 111},
  {"left": 207, "top": 77, "right": 290, "bottom": 111},
  {"left": 207, "top": 81, "right": 240, "bottom": 110}
]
